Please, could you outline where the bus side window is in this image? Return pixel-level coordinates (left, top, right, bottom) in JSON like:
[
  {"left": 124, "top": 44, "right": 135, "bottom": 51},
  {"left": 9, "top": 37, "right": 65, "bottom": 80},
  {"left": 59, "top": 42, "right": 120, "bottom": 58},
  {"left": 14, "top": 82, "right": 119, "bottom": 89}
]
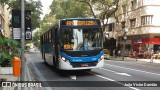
[
  {"left": 47, "top": 33, "right": 49, "bottom": 43},
  {"left": 44, "top": 35, "right": 45, "bottom": 43}
]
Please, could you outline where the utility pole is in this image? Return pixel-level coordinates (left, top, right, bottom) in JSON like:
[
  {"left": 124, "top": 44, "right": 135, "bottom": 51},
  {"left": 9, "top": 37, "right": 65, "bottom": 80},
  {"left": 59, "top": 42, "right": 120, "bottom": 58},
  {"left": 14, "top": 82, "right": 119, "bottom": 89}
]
[
  {"left": 20, "top": 0, "right": 25, "bottom": 82},
  {"left": 122, "top": 28, "right": 127, "bottom": 60},
  {"left": 122, "top": 7, "right": 128, "bottom": 61}
]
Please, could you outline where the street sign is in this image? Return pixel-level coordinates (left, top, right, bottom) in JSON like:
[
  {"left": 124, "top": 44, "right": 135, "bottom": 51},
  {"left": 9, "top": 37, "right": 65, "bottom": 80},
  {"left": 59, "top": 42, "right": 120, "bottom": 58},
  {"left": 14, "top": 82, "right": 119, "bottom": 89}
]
[
  {"left": 25, "top": 27, "right": 32, "bottom": 40},
  {"left": 13, "top": 28, "right": 21, "bottom": 39}
]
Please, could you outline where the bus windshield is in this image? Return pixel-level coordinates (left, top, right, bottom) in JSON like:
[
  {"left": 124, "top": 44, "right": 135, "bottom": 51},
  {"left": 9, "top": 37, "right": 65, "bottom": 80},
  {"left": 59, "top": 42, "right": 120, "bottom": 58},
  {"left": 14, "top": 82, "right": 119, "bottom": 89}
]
[{"left": 60, "top": 28, "right": 103, "bottom": 51}]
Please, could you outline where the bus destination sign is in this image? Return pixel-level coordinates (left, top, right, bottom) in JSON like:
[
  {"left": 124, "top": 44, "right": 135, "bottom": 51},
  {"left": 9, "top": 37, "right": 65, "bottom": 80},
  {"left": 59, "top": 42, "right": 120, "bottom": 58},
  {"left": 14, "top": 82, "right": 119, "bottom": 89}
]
[{"left": 62, "top": 20, "right": 99, "bottom": 26}]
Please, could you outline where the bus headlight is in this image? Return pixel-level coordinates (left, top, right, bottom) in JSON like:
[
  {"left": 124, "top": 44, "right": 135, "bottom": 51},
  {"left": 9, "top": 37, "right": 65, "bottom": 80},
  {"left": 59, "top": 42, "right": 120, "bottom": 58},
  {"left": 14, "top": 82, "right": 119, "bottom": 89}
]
[
  {"left": 61, "top": 57, "right": 70, "bottom": 64},
  {"left": 98, "top": 55, "right": 104, "bottom": 62},
  {"left": 62, "top": 57, "right": 65, "bottom": 61}
]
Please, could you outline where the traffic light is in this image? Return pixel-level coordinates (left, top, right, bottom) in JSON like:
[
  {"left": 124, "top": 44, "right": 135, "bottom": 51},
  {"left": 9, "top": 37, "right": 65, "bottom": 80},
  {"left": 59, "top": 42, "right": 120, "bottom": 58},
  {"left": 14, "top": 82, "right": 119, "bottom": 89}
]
[
  {"left": 12, "top": 10, "right": 32, "bottom": 40},
  {"left": 25, "top": 10, "right": 31, "bottom": 29},
  {"left": 12, "top": 10, "right": 21, "bottom": 28},
  {"left": 123, "top": 28, "right": 128, "bottom": 40},
  {"left": 25, "top": 10, "right": 32, "bottom": 40}
]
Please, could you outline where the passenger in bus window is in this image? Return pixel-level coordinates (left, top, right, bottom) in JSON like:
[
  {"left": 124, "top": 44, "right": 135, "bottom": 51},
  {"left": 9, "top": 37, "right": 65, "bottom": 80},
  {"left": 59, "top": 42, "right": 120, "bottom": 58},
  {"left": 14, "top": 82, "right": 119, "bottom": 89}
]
[{"left": 84, "top": 38, "right": 89, "bottom": 50}]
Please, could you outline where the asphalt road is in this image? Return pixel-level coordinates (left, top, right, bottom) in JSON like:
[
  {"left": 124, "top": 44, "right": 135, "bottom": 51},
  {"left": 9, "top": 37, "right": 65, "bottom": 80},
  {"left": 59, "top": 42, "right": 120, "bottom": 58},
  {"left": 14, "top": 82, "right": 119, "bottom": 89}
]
[{"left": 25, "top": 52, "right": 160, "bottom": 90}]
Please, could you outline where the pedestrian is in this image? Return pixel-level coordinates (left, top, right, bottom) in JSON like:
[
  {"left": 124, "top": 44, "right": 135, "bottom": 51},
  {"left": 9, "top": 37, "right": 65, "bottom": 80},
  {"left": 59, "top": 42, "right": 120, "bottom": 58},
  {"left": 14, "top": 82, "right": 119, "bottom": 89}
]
[
  {"left": 84, "top": 38, "right": 89, "bottom": 50},
  {"left": 113, "top": 49, "right": 116, "bottom": 58},
  {"left": 150, "top": 49, "right": 154, "bottom": 63},
  {"left": 118, "top": 50, "right": 121, "bottom": 56}
]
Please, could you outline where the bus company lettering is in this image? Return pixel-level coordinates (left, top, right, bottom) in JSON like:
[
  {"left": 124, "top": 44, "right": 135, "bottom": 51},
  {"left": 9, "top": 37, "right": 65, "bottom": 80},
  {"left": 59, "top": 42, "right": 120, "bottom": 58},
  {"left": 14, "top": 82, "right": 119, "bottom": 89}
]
[
  {"left": 12, "top": 82, "right": 42, "bottom": 87},
  {"left": 73, "top": 59, "right": 82, "bottom": 62},
  {"left": 66, "top": 20, "right": 96, "bottom": 26}
]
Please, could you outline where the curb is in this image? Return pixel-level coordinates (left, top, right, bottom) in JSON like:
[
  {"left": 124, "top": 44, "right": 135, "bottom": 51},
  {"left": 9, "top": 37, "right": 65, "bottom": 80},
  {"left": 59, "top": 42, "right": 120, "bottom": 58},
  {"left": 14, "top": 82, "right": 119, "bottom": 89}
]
[
  {"left": 0, "top": 67, "right": 13, "bottom": 74},
  {"left": 106, "top": 57, "right": 160, "bottom": 64},
  {"left": 25, "top": 53, "right": 53, "bottom": 90},
  {"left": 137, "top": 59, "right": 160, "bottom": 63}
]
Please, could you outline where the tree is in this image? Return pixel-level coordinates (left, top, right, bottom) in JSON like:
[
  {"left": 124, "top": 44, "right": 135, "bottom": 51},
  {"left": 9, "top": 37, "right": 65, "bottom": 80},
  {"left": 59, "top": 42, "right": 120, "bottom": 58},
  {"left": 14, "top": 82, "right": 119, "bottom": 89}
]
[
  {"left": 76, "top": 0, "right": 119, "bottom": 31},
  {"left": 0, "top": 0, "right": 10, "bottom": 4},
  {"left": 50, "top": 0, "right": 91, "bottom": 19},
  {"left": 40, "top": 14, "right": 57, "bottom": 33},
  {"left": 32, "top": 14, "right": 57, "bottom": 48}
]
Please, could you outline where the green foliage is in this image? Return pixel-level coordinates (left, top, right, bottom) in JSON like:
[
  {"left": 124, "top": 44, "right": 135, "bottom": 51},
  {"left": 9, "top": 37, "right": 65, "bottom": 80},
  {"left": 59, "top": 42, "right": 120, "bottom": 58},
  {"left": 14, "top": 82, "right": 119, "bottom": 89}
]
[
  {"left": 32, "top": 14, "right": 57, "bottom": 48},
  {"left": 0, "top": 0, "right": 9, "bottom": 4},
  {"left": 32, "top": 31, "right": 40, "bottom": 48},
  {"left": 50, "top": 0, "right": 90, "bottom": 19},
  {"left": 104, "top": 49, "right": 110, "bottom": 59},
  {"left": 77, "top": 0, "right": 119, "bottom": 30},
  {"left": 0, "top": 52, "right": 12, "bottom": 67},
  {"left": 104, "top": 49, "right": 110, "bottom": 54},
  {"left": 0, "top": 38, "right": 21, "bottom": 67}
]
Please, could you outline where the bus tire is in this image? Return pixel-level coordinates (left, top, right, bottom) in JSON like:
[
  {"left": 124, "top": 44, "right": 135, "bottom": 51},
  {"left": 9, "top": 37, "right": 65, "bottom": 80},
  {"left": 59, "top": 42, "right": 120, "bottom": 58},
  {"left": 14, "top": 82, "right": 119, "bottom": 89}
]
[
  {"left": 43, "top": 53, "right": 47, "bottom": 63},
  {"left": 53, "top": 56, "right": 56, "bottom": 66}
]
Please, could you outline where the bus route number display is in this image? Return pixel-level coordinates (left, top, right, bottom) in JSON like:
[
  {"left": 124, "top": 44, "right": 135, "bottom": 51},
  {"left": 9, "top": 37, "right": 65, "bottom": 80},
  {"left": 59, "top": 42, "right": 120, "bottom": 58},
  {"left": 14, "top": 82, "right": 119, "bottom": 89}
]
[
  {"left": 64, "top": 44, "right": 74, "bottom": 50},
  {"left": 65, "top": 20, "right": 97, "bottom": 26}
]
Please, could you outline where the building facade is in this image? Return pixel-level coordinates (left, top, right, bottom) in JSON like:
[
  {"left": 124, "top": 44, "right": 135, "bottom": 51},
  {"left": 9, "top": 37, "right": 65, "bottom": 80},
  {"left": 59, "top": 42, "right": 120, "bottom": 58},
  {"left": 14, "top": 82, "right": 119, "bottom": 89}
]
[
  {"left": 114, "top": 0, "right": 160, "bottom": 57},
  {"left": 104, "top": 17, "right": 116, "bottom": 56},
  {"left": 0, "top": 3, "right": 11, "bottom": 38}
]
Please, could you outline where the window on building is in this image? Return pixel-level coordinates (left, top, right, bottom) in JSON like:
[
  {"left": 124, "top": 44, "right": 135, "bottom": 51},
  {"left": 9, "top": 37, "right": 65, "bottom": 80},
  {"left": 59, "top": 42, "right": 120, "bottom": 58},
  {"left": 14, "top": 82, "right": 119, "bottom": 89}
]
[
  {"left": 121, "top": 21, "right": 125, "bottom": 30},
  {"left": 0, "top": 18, "right": 4, "bottom": 29},
  {"left": 122, "top": 4, "right": 127, "bottom": 13},
  {"left": 131, "top": 0, "right": 137, "bottom": 10},
  {"left": 137, "top": 0, "right": 143, "bottom": 7},
  {"left": 141, "top": 15, "right": 153, "bottom": 26},
  {"left": 0, "top": 19, "right": 2, "bottom": 29},
  {"left": 108, "top": 23, "right": 115, "bottom": 31},
  {"left": 130, "top": 18, "right": 136, "bottom": 28}
]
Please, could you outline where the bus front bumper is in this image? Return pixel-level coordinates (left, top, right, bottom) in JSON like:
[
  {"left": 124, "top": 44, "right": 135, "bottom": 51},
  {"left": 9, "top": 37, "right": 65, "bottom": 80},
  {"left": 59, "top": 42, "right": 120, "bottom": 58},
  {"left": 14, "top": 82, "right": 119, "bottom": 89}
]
[{"left": 59, "top": 59, "right": 104, "bottom": 70}]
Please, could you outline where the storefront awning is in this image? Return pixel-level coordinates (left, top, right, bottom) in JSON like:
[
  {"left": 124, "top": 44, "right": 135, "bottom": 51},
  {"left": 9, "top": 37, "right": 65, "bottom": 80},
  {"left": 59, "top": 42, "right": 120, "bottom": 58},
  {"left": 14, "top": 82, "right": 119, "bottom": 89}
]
[
  {"left": 133, "top": 38, "right": 160, "bottom": 45},
  {"left": 142, "top": 38, "right": 160, "bottom": 44}
]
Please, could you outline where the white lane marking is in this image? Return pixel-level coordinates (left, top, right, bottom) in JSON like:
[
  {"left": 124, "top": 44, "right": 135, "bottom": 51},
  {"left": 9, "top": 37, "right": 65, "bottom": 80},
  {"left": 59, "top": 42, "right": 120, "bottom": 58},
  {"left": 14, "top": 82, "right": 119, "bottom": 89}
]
[
  {"left": 87, "top": 71, "right": 140, "bottom": 90},
  {"left": 99, "top": 68, "right": 132, "bottom": 77},
  {"left": 26, "top": 62, "right": 33, "bottom": 90},
  {"left": 87, "top": 71, "right": 115, "bottom": 81},
  {"left": 129, "top": 87, "right": 141, "bottom": 90},
  {"left": 110, "top": 60, "right": 160, "bottom": 69},
  {"left": 105, "top": 63, "right": 160, "bottom": 76},
  {"left": 134, "top": 63, "right": 160, "bottom": 69},
  {"left": 116, "top": 73, "right": 132, "bottom": 77},
  {"left": 70, "top": 75, "right": 76, "bottom": 80}
]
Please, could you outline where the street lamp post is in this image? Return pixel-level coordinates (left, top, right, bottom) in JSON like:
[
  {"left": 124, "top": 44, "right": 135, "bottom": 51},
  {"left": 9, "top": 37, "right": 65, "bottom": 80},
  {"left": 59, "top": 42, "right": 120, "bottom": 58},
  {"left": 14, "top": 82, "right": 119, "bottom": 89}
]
[{"left": 122, "top": 28, "right": 128, "bottom": 60}]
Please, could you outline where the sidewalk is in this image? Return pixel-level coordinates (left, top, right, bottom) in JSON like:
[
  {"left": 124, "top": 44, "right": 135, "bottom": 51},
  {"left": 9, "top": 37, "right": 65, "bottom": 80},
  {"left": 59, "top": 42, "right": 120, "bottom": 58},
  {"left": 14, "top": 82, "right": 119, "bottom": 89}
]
[
  {"left": 0, "top": 56, "right": 33, "bottom": 90},
  {"left": 108, "top": 56, "right": 160, "bottom": 63}
]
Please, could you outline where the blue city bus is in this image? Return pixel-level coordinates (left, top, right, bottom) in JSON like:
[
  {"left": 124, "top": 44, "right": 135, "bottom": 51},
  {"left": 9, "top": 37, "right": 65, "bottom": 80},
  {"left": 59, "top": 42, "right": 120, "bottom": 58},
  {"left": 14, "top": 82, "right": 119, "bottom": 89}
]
[{"left": 40, "top": 18, "right": 104, "bottom": 70}]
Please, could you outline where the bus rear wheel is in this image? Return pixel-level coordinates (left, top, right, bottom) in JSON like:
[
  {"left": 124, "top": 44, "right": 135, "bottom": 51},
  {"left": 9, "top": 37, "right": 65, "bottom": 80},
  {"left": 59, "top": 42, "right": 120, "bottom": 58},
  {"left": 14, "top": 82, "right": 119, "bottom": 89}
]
[{"left": 43, "top": 53, "right": 47, "bottom": 64}]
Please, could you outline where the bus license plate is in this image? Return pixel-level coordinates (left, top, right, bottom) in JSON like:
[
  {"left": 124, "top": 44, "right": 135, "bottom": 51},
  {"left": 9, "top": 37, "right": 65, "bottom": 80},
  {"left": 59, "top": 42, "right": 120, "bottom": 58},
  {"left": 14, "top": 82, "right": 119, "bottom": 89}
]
[{"left": 81, "top": 63, "right": 89, "bottom": 67}]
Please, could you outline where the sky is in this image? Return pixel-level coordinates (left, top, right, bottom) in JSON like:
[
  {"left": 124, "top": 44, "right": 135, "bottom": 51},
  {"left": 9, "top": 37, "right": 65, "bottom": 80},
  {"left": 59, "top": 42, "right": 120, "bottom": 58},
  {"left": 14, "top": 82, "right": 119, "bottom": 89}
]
[{"left": 39, "top": 0, "right": 53, "bottom": 19}]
